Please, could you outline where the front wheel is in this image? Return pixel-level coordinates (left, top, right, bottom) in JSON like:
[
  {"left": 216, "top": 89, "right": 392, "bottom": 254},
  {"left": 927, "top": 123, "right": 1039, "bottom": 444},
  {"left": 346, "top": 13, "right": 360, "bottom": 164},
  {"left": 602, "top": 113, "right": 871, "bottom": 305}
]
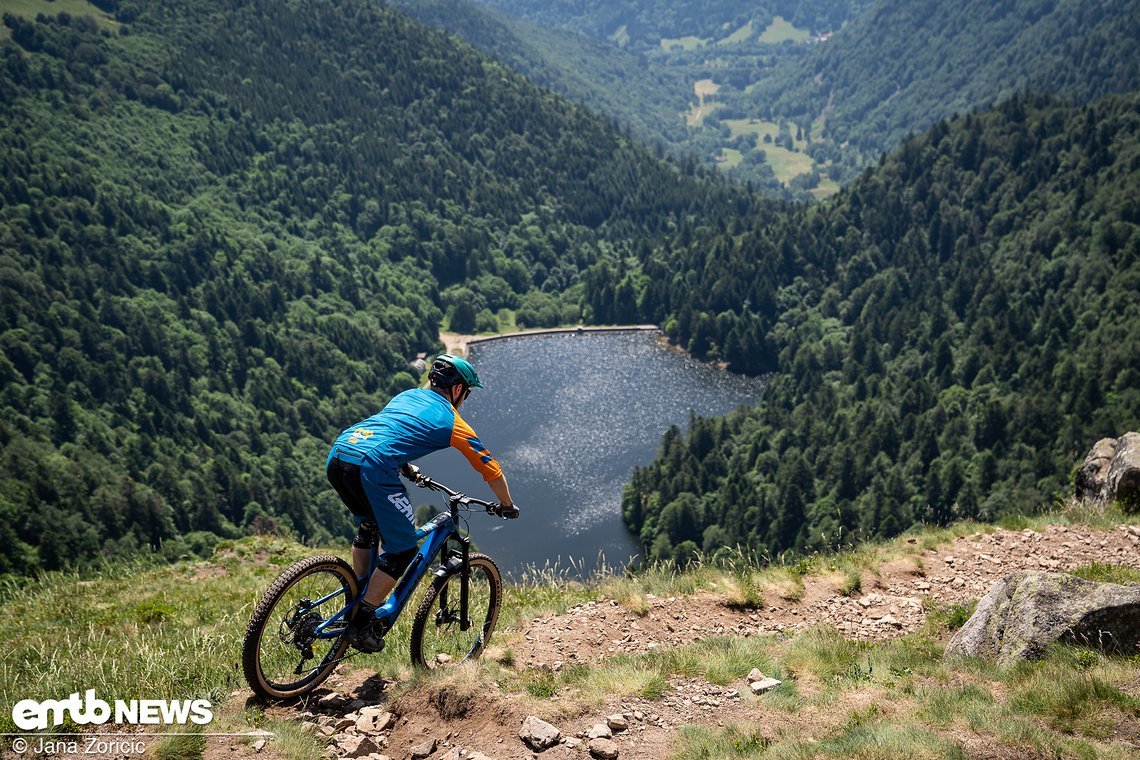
[
  {"left": 242, "top": 554, "right": 357, "bottom": 699},
  {"left": 410, "top": 553, "right": 501, "bottom": 668}
]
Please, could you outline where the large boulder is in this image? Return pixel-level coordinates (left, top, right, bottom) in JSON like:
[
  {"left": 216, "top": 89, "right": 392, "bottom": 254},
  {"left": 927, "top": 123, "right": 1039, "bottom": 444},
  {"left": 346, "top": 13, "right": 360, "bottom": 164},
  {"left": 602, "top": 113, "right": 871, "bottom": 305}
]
[
  {"left": 1075, "top": 432, "right": 1140, "bottom": 511},
  {"left": 945, "top": 572, "right": 1140, "bottom": 667}
]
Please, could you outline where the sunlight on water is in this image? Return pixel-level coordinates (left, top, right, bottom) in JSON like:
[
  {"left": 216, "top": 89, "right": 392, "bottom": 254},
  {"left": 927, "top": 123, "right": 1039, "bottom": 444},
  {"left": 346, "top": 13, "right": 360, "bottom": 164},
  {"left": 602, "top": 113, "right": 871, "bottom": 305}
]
[{"left": 414, "top": 331, "right": 765, "bottom": 577}]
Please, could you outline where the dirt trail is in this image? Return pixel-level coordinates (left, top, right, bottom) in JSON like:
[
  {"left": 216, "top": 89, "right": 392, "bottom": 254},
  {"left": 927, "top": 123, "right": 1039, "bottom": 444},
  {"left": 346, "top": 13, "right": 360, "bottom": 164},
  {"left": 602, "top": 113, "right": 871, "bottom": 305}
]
[
  {"left": 251, "top": 523, "right": 1138, "bottom": 760},
  {"left": 518, "top": 523, "right": 1140, "bottom": 669}
]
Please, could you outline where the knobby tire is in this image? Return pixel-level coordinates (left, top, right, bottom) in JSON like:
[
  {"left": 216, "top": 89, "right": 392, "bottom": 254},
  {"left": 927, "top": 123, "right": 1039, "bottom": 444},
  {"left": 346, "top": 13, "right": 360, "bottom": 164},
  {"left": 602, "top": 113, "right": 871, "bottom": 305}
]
[
  {"left": 409, "top": 553, "right": 501, "bottom": 668},
  {"left": 242, "top": 554, "right": 357, "bottom": 699}
]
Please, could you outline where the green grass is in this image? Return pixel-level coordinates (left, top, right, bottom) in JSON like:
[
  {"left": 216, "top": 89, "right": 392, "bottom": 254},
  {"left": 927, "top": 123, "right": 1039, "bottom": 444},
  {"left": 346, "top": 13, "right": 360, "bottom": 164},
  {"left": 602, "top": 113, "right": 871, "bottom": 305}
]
[
  {"left": 660, "top": 35, "right": 709, "bottom": 51},
  {"left": 151, "top": 732, "right": 206, "bottom": 760},
  {"left": 758, "top": 16, "right": 810, "bottom": 44},
  {"left": 494, "top": 635, "right": 783, "bottom": 712},
  {"left": 1068, "top": 562, "right": 1140, "bottom": 585},
  {"left": 0, "top": 0, "right": 120, "bottom": 37},
  {"left": 723, "top": 118, "right": 782, "bottom": 143},
  {"left": 664, "top": 630, "right": 1140, "bottom": 759},
  {"left": 715, "top": 20, "right": 754, "bottom": 46},
  {"left": 719, "top": 118, "right": 824, "bottom": 187},
  {"left": 764, "top": 144, "right": 816, "bottom": 184},
  {"left": 674, "top": 723, "right": 772, "bottom": 758},
  {"left": 810, "top": 175, "right": 841, "bottom": 200},
  {"left": 917, "top": 681, "right": 997, "bottom": 728},
  {"left": 686, "top": 101, "right": 722, "bottom": 127},
  {"left": 0, "top": 536, "right": 493, "bottom": 717},
  {"left": 924, "top": 599, "right": 977, "bottom": 633},
  {"left": 1009, "top": 654, "right": 1140, "bottom": 738},
  {"left": 718, "top": 147, "right": 743, "bottom": 169}
]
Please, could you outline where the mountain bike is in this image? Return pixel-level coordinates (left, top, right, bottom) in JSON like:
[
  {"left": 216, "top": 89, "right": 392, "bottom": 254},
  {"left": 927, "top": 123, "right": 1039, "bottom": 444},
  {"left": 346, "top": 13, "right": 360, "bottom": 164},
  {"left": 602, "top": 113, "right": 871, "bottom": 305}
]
[{"left": 241, "top": 473, "right": 518, "bottom": 700}]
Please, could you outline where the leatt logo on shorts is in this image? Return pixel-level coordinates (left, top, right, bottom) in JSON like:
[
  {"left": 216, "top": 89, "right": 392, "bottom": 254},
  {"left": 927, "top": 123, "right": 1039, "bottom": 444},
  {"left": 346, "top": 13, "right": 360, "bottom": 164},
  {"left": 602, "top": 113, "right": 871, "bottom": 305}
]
[{"left": 387, "top": 493, "right": 415, "bottom": 522}]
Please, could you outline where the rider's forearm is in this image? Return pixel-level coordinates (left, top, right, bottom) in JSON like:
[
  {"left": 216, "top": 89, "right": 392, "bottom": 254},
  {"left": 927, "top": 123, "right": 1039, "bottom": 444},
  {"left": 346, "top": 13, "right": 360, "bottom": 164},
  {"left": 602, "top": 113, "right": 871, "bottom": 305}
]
[{"left": 488, "top": 474, "right": 513, "bottom": 507}]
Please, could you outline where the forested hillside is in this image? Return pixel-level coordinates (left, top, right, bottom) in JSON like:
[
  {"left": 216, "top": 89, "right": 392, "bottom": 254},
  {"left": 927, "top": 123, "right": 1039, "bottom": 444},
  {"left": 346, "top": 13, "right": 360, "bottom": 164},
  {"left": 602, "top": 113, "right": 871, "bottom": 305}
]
[
  {"left": 0, "top": 0, "right": 748, "bottom": 574},
  {"left": 744, "top": 0, "right": 1140, "bottom": 169},
  {"left": 459, "top": 0, "right": 869, "bottom": 195},
  {"left": 620, "top": 93, "right": 1140, "bottom": 562},
  {"left": 388, "top": 0, "right": 691, "bottom": 149},
  {"left": 470, "top": 0, "right": 862, "bottom": 49},
  {"left": 457, "top": 0, "right": 1140, "bottom": 194}
]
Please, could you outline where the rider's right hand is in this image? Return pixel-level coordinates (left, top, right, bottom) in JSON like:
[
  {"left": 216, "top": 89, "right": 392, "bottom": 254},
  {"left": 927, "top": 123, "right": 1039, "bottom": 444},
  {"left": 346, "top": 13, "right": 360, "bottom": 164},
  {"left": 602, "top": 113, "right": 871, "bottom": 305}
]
[{"left": 399, "top": 463, "right": 421, "bottom": 482}]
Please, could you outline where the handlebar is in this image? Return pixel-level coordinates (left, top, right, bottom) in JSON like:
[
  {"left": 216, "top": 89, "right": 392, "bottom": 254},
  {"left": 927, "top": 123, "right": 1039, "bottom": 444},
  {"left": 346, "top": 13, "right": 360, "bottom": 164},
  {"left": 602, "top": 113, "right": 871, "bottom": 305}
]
[{"left": 403, "top": 466, "right": 518, "bottom": 520}]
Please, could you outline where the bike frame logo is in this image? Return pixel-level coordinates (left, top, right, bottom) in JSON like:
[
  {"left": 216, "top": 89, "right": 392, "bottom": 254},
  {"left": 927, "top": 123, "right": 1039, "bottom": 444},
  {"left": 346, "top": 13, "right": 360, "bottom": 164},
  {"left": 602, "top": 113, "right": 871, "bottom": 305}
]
[{"left": 12, "top": 690, "right": 213, "bottom": 730}]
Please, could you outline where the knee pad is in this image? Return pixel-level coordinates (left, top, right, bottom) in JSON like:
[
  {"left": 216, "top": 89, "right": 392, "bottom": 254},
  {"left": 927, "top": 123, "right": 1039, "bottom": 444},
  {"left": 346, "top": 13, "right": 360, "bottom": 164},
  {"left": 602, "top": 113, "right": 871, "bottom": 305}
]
[
  {"left": 352, "top": 520, "right": 380, "bottom": 550},
  {"left": 376, "top": 546, "right": 418, "bottom": 579}
]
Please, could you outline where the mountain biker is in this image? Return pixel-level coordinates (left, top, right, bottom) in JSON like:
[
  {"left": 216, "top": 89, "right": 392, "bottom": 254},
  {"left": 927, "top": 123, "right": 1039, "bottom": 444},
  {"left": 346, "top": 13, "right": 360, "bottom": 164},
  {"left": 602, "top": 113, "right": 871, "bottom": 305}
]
[{"left": 326, "top": 353, "right": 517, "bottom": 652}]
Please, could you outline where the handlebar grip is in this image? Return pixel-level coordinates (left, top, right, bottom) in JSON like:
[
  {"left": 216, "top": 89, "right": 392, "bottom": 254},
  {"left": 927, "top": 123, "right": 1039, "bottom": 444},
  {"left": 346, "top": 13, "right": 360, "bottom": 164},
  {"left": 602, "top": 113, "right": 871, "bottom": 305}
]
[{"left": 491, "top": 503, "right": 519, "bottom": 519}]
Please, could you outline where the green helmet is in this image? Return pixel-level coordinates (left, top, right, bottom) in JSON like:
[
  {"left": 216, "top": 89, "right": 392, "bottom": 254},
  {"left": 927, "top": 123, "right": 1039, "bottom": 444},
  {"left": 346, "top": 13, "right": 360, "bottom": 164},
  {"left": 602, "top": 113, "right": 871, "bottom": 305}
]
[{"left": 428, "top": 353, "right": 483, "bottom": 390}]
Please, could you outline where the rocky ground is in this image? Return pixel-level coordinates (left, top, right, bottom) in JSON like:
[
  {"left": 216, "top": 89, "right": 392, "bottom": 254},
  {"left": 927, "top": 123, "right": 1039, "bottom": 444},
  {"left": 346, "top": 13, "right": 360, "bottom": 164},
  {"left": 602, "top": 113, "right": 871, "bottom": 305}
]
[
  {"left": 230, "top": 523, "right": 1139, "bottom": 760},
  {"left": 26, "top": 524, "right": 1131, "bottom": 760}
]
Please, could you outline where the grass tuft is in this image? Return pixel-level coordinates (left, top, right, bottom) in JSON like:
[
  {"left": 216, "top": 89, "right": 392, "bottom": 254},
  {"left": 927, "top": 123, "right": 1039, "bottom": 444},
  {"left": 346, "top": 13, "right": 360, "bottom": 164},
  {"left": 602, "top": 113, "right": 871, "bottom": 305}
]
[
  {"left": 719, "top": 571, "right": 766, "bottom": 610},
  {"left": 674, "top": 723, "right": 771, "bottom": 759},
  {"left": 1009, "top": 655, "right": 1140, "bottom": 738},
  {"left": 151, "top": 733, "right": 206, "bottom": 760},
  {"left": 1068, "top": 562, "right": 1140, "bottom": 585},
  {"left": 924, "top": 599, "right": 977, "bottom": 632}
]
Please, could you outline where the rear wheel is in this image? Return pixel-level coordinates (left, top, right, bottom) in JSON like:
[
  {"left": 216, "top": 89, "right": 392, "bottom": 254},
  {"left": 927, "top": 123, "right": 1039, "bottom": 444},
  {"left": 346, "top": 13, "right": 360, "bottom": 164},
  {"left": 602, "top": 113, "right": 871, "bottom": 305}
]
[
  {"left": 242, "top": 554, "right": 357, "bottom": 699},
  {"left": 409, "top": 553, "right": 501, "bottom": 668}
]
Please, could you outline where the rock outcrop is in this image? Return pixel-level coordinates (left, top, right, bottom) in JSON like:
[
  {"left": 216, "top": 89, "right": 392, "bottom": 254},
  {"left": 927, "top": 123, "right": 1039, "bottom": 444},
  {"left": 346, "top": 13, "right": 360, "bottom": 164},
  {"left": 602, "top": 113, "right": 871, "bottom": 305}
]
[
  {"left": 945, "top": 571, "right": 1140, "bottom": 666},
  {"left": 1075, "top": 432, "right": 1140, "bottom": 511}
]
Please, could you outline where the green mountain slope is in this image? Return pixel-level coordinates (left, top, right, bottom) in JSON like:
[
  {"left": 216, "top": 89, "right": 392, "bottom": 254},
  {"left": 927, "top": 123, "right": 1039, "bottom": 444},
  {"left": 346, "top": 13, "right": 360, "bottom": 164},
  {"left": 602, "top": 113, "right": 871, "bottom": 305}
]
[
  {"left": 617, "top": 92, "right": 1140, "bottom": 562},
  {"left": 425, "top": 1, "right": 1139, "bottom": 198},
  {"left": 0, "top": 0, "right": 747, "bottom": 574},
  {"left": 470, "top": 0, "right": 861, "bottom": 50},
  {"left": 745, "top": 0, "right": 1140, "bottom": 167},
  {"left": 458, "top": 0, "right": 869, "bottom": 195},
  {"left": 388, "top": 0, "right": 691, "bottom": 149}
]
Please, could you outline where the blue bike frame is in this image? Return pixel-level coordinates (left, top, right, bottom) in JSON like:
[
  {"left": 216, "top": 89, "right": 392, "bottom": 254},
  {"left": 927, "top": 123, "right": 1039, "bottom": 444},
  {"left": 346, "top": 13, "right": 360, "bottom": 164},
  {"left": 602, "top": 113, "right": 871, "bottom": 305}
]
[{"left": 310, "top": 510, "right": 465, "bottom": 640}]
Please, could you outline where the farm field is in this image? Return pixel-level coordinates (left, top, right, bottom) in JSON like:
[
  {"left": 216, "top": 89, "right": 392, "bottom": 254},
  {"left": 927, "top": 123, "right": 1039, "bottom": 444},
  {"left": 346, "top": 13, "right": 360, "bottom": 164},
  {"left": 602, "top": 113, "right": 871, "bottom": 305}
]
[
  {"left": 686, "top": 78, "right": 723, "bottom": 125},
  {"left": 717, "top": 147, "right": 743, "bottom": 169},
  {"left": 721, "top": 117, "right": 832, "bottom": 192},
  {"left": 810, "top": 174, "right": 841, "bottom": 199},
  {"left": 723, "top": 117, "right": 809, "bottom": 149},
  {"left": 715, "top": 19, "right": 753, "bottom": 46},
  {"left": 758, "top": 15, "right": 810, "bottom": 44},
  {"left": 762, "top": 142, "right": 815, "bottom": 183},
  {"left": 660, "top": 34, "right": 708, "bottom": 51}
]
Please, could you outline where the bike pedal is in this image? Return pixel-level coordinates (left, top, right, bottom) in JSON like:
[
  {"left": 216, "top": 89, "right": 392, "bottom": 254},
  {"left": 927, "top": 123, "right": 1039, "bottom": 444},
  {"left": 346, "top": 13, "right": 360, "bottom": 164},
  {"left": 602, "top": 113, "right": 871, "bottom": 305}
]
[
  {"left": 347, "top": 624, "right": 386, "bottom": 654},
  {"left": 351, "top": 636, "right": 385, "bottom": 654}
]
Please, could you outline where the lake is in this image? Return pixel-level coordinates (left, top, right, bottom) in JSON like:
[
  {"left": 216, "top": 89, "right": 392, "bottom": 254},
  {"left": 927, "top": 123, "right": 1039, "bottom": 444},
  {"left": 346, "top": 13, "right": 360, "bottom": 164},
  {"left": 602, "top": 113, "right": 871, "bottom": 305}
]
[{"left": 411, "top": 330, "right": 766, "bottom": 578}]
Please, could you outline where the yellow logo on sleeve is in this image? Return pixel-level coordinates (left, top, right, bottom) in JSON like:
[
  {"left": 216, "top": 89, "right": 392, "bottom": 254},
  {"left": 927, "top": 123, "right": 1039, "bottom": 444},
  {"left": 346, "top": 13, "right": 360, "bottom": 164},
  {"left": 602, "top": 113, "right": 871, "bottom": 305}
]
[{"left": 347, "top": 428, "right": 374, "bottom": 444}]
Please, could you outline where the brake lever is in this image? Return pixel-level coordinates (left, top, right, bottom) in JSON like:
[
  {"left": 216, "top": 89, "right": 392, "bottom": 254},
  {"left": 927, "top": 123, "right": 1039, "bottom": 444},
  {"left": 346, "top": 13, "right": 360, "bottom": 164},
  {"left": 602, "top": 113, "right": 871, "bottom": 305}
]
[{"left": 489, "top": 503, "right": 519, "bottom": 519}]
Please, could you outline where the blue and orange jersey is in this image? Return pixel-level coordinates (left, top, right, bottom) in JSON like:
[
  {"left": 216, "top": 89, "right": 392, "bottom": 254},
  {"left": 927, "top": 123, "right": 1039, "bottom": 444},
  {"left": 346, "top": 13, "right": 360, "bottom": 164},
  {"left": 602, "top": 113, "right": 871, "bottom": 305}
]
[{"left": 328, "top": 387, "right": 502, "bottom": 483}]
